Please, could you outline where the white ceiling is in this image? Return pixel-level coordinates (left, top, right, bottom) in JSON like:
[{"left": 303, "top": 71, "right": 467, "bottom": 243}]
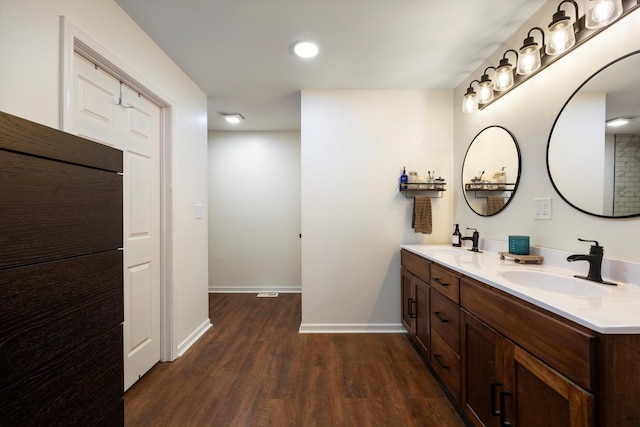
[{"left": 115, "top": 0, "right": 546, "bottom": 131}]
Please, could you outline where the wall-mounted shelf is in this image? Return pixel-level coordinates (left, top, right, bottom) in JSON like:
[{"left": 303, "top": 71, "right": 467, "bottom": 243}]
[
  {"left": 401, "top": 182, "right": 446, "bottom": 198},
  {"left": 464, "top": 182, "right": 515, "bottom": 198}
]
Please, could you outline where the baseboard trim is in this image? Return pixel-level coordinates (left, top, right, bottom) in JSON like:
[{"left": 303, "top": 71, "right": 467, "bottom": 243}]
[
  {"left": 299, "top": 323, "right": 406, "bottom": 334},
  {"left": 209, "top": 286, "right": 302, "bottom": 294},
  {"left": 176, "top": 319, "right": 212, "bottom": 358}
]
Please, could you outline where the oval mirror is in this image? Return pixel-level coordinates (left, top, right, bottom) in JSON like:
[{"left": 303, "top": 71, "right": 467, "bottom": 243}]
[
  {"left": 547, "top": 50, "right": 640, "bottom": 218},
  {"left": 462, "top": 126, "right": 521, "bottom": 216}
]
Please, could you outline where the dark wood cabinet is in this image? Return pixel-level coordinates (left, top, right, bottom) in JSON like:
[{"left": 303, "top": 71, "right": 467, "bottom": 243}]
[
  {"left": 461, "top": 309, "right": 593, "bottom": 427},
  {"left": 402, "top": 248, "right": 640, "bottom": 426},
  {"left": 401, "top": 266, "right": 430, "bottom": 357},
  {"left": 461, "top": 310, "right": 505, "bottom": 427},
  {"left": 0, "top": 112, "right": 124, "bottom": 425},
  {"left": 401, "top": 267, "right": 416, "bottom": 338}
]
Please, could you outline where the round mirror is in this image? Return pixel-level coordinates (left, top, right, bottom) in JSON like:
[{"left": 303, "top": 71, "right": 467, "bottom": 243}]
[
  {"left": 462, "top": 126, "right": 521, "bottom": 216},
  {"left": 547, "top": 50, "right": 640, "bottom": 218}
]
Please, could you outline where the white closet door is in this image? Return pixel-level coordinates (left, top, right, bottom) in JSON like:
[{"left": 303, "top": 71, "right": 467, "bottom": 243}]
[{"left": 74, "top": 53, "right": 161, "bottom": 391}]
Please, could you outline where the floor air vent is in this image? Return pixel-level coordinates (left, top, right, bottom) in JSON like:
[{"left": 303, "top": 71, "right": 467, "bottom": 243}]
[{"left": 257, "top": 292, "right": 279, "bottom": 298}]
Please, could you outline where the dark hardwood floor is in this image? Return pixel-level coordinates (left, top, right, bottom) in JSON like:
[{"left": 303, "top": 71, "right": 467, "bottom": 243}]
[{"left": 125, "top": 293, "right": 465, "bottom": 427}]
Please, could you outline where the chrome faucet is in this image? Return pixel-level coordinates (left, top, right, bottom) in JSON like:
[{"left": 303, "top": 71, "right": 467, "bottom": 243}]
[
  {"left": 461, "top": 227, "right": 481, "bottom": 252},
  {"left": 566, "top": 238, "right": 616, "bottom": 286}
]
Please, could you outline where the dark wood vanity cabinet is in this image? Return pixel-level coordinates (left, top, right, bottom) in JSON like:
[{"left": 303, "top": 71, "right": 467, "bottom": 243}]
[
  {"left": 401, "top": 249, "right": 461, "bottom": 401},
  {"left": 461, "top": 309, "right": 593, "bottom": 427},
  {"left": 401, "top": 265, "right": 430, "bottom": 358},
  {"left": 0, "top": 112, "right": 124, "bottom": 425},
  {"left": 401, "top": 248, "right": 640, "bottom": 426}
]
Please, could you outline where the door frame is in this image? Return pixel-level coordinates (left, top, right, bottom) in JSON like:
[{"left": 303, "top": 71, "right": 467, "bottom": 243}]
[{"left": 59, "top": 17, "right": 176, "bottom": 362}]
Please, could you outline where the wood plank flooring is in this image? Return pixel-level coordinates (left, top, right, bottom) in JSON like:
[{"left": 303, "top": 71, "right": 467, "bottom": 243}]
[{"left": 124, "top": 293, "right": 465, "bottom": 427}]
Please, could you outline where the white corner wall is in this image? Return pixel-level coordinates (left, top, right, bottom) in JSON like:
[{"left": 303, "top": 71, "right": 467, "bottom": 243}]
[
  {"left": 300, "top": 90, "right": 453, "bottom": 332},
  {"left": 207, "top": 131, "right": 301, "bottom": 293},
  {"left": 0, "top": 0, "right": 210, "bottom": 358},
  {"left": 453, "top": 3, "right": 640, "bottom": 263}
]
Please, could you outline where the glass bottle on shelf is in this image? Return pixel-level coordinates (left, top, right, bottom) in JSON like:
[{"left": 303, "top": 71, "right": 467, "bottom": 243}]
[{"left": 400, "top": 167, "right": 408, "bottom": 190}]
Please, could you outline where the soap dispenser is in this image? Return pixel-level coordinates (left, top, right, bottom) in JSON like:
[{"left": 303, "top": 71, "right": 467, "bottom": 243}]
[{"left": 400, "top": 167, "right": 408, "bottom": 190}]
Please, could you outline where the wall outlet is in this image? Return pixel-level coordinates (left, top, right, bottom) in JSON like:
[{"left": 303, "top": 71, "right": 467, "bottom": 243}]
[{"left": 534, "top": 198, "right": 552, "bottom": 220}]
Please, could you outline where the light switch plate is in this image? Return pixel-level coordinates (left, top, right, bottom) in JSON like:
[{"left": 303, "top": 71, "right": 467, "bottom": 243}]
[
  {"left": 195, "top": 204, "right": 204, "bottom": 219},
  {"left": 534, "top": 198, "right": 552, "bottom": 220}
]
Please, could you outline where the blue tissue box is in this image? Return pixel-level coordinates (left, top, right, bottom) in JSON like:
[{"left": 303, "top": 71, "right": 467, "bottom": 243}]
[{"left": 509, "top": 235, "right": 530, "bottom": 255}]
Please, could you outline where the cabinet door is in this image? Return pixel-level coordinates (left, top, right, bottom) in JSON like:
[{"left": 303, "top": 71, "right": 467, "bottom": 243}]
[
  {"left": 502, "top": 342, "right": 594, "bottom": 427},
  {"left": 461, "top": 310, "right": 506, "bottom": 427},
  {"left": 401, "top": 268, "right": 416, "bottom": 336},
  {"left": 414, "top": 278, "right": 430, "bottom": 357}
]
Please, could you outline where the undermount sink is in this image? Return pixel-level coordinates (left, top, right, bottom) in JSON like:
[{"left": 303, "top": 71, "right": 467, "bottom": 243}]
[{"left": 497, "top": 269, "right": 613, "bottom": 297}]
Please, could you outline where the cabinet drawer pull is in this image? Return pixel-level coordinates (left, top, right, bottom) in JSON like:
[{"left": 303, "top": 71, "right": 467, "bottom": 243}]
[
  {"left": 490, "top": 381, "right": 501, "bottom": 416},
  {"left": 433, "top": 354, "right": 449, "bottom": 369},
  {"left": 433, "top": 277, "right": 449, "bottom": 287},
  {"left": 499, "top": 390, "right": 512, "bottom": 427},
  {"left": 434, "top": 311, "right": 449, "bottom": 323}
]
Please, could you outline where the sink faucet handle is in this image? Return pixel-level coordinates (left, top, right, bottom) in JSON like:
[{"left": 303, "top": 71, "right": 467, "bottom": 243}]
[
  {"left": 578, "top": 238, "right": 600, "bottom": 247},
  {"left": 467, "top": 227, "right": 478, "bottom": 232}
]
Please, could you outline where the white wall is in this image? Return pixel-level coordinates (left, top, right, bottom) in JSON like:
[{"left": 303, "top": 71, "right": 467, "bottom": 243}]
[
  {"left": 300, "top": 90, "right": 453, "bottom": 331},
  {"left": 548, "top": 92, "right": 606, "bottom": 214},
  {"left": 207, "top": 131, "right": 301, "bottom": 293},
  {"left": 453, "top": 2, "right": 640, "bottom": 263},
  {"left": 0, "top": 0, "right": 210, "bottom": 358}
]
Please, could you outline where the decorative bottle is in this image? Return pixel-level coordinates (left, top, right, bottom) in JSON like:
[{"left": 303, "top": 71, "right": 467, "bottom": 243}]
[
  {"left": 400, "top": 167, "right": 408, "bottom": 190},
  {"left": 452, "top": 224, "right": 462, "bottom": 247}
]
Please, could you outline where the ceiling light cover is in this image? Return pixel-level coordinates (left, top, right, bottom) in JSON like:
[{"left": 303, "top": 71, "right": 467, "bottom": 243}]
[
  {"left": 220, "top": 113, "right": 244, "bottom": 124},
  {"left": 293, "top": 41, "right": 319, "bottom": 58},
  {"left": 606, "top": 117, "right": 632, "bottom": 127}
]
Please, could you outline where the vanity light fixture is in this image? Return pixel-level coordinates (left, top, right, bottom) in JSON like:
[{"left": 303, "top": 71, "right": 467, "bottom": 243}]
[
  {"left": 586, "top": 0, "right": 623, "bottom": 29},
  {"left": 546, "top": 0, "right": 579, "bottom": 56},
  {"left": 461, "top": 0, "right": 640, "bottom": 114},
  {"left": 477, "top": 67, "right": 496, "bottom": 104},
  {"left": 516, "top": 27, "right": 545, "bottom": 75},
  {"left": 462, "top": 80, "right": 480, "bottom": 113},
  {"left": 220, "top": 113, "right": 244, "bottom": 124},
  {"left": 494, "top": 50, "right": 519, "bottom": 91}
]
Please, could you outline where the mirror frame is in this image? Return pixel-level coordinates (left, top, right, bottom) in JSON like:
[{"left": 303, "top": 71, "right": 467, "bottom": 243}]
[
  {"left": 546, "top": 50, "right": 640, "bottom": 219},
  {"left": 462, "top": 125, "right": 522, "bottom": 216}
]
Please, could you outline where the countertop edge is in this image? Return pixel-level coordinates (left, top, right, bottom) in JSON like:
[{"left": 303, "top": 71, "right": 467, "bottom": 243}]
[{"left": 401, "top": 244, "right": 640, "bottom": 335}]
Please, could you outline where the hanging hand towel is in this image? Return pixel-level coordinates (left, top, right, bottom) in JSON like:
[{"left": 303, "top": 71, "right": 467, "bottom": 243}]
[
  {"left": 487, "top": 196, "right": 505, "bottom": 215},
  {"left": 412, "top": 196, "right": 432, "bottom": 234}
]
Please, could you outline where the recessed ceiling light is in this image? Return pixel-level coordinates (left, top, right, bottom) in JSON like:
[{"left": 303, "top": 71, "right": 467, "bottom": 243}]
[
  {"left": 606, "top": 117, "right": 634, "bottom": 127},
  {"left": 220, "top": 113, "right": 244, "bottom": 124},
  {"left": 293, "top": 41, "right": 319, "bottom": 59}
]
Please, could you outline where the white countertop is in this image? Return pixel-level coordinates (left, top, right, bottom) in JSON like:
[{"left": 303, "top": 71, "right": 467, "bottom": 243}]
[{"left": 401, "top": 244, "right": 640, "bottom": 334}]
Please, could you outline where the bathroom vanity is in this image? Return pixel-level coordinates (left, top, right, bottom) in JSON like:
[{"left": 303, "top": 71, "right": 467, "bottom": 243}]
[{"left": 400, "top": 245, "right": 640, "bottom": 427}]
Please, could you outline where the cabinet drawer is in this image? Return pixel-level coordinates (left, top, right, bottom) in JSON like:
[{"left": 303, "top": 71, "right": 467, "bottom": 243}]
[
  {"left": 431, "top": 328, "right": 461, "bottom": 401},
  {"left": 401, "top": 249, "right": 430, "bottom": 283},
  {"left": 431, "top": 290, "right": 460, "bottom": 353},
  {"left": 2, "top": 325, "right": 123, "bottom": 425},
  {"left": 430, "top": 263, "right": 460, "bottom": 303},
  {"left": 0, "top": 150, "right": 123, "bottom": 270},
  {"left": 0, "top": 251, "right": 123, "bottom": 387},
  {"left": 460, "top": 277, "right": 594, "bottom": 390}
]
